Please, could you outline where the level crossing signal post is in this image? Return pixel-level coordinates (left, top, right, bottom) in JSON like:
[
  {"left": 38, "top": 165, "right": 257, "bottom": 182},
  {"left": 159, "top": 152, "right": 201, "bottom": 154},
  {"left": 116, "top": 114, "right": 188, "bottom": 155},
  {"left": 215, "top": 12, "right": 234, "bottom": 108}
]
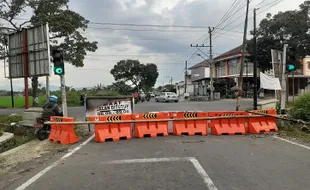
[{"left": 51, "top": 50, "right": 68, "bottom": 117}]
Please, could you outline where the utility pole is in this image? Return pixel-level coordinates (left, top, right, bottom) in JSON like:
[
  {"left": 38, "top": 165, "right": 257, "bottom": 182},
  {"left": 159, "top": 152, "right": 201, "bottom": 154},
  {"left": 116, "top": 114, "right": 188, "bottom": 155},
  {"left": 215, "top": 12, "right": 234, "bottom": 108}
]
[
  {"left": 60, "top": 75, "right": 68, "bottom": 117},
  {"left": 185, "top": 60, "right": 188, "bottom": 93},
  {"left": 253, "top": 8, "right": 258, "bottom": 110},
  {"left": 209, "top": 26, "right": 215, "bottom": 101},
  {"left": 281, "top": 44, "right": 288, "bottom": 110},
  {"left": 236, "top": 0, "right": 250, "bottom": 111}
]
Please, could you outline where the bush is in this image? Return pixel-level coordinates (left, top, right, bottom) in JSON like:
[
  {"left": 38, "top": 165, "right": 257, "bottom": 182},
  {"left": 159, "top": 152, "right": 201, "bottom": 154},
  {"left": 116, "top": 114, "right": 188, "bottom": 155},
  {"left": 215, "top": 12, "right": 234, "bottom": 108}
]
[
  {"left": 0, "top": 115, "right": 23, "bottom": 124},
  {"left": 0, "top": 129, "right": 3, "bottom": 137},
  {"left": 289, "top": 93, "right": 310, "bottom": 121}
]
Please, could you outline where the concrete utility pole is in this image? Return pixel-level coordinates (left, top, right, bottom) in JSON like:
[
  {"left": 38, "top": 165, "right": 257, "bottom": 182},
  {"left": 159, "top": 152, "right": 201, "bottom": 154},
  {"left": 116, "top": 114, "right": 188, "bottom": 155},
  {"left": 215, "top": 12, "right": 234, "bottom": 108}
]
[
  {"left": 209, "top": 27, "right": 215, "bottom": 101},
  {"left": 60, "top": 75, "right": 68, "bottom": 117},
  {"left": 236, "top": 0, "right": 250, "bottom": 111},
  {"left": 253, "top": 8, "right": 258, "bottom": 110},
  {"left": 281, "top": 44, "right": 288, "bottom": 111}
]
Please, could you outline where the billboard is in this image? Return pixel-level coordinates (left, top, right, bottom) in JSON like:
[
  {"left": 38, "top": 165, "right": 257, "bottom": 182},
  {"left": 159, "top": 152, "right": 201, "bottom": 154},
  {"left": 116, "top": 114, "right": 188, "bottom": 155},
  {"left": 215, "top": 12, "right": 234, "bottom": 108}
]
[
  {"left": 7, "top": 24, "right": 50, "bottom": 78},
  {"left": 85, "top": 96, "right": 134, "bottom": 117}
]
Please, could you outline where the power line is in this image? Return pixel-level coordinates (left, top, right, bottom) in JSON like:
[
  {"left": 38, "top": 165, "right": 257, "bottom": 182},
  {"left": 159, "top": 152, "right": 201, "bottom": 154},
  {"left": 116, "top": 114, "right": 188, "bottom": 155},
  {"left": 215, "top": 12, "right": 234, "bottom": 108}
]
[
  {"left": 212, "top": 0, "right": 284, "bottom": 54},
  {"left": 85, "top": 53, "right": 183, "bottom": 57},
  {"left": 87, "top": 26, "right": 207, "bottom": 33},
  {"left": 213, "top": 0, "right": 283, "bottom": 41},
  {"left": 82, "top": 36, "right": 196, "bottom": 41},
  {"left": 89, "top": 22, "right": 210, "bottom": 29}
]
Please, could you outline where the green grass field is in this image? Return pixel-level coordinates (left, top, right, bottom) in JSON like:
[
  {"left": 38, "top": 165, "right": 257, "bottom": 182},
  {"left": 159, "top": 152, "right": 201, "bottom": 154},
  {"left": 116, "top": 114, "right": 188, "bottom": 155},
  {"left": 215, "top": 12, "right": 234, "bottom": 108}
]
[{"left": 0, "top": 96, "right": 46, "bottom": 108}]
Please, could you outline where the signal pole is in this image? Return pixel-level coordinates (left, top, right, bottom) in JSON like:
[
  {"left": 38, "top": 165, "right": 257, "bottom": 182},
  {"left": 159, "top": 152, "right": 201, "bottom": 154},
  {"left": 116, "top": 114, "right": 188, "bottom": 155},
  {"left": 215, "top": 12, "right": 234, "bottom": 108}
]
[
  {"left": 281, "top": 44, "right": 288, "bottom": 110},
  {"left": 209, "top": 27, "right": 215, "bottom": 101},
  {"left": 60, "top": 75, "right": 68, "bottom": 117},
  {"left": 236, "top": 0, "right": 250, "bottom": 111}
]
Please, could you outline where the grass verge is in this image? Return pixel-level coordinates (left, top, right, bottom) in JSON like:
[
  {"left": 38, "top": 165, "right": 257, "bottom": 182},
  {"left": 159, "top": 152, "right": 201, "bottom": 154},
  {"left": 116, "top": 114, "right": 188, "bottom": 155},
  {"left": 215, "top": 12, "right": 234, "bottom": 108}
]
[{"left": 277, "top": 120, "right": 310, "bottom": 144}]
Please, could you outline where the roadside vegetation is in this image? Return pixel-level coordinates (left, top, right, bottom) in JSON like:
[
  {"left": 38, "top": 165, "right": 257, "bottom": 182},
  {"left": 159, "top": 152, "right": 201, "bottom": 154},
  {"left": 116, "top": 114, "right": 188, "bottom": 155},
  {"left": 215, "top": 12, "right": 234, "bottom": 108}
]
[{"left": 276, "top": 93, "right": 310, "bottom": 143}]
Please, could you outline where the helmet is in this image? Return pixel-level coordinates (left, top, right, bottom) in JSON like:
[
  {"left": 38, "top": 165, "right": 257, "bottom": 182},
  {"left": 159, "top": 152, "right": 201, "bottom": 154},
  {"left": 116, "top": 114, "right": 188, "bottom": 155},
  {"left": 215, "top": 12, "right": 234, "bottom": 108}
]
[{"left": 49, "top": 95, "right": 58, "bottom": 103}]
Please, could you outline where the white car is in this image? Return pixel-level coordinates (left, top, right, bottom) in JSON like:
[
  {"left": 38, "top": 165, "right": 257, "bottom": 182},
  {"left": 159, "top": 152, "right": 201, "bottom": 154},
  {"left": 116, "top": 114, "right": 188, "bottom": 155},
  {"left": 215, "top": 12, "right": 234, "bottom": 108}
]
[{"left": 156, "top": 92, "right": 179, "bottom": 103}]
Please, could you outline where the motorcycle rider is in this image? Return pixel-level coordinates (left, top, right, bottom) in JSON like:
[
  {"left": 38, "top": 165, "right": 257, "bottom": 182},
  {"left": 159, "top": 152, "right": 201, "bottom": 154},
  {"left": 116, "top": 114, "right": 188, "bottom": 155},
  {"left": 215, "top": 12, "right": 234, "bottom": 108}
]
[{"left": 41, "top": 95, "right": 62, "bottom": 122}]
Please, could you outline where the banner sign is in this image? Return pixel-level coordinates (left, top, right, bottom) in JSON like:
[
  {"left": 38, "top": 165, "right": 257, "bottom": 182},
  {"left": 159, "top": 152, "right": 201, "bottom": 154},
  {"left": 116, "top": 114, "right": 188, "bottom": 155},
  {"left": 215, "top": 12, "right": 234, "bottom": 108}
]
[{"left": 85, "top": 96, "right": 134, "bottom": 117}]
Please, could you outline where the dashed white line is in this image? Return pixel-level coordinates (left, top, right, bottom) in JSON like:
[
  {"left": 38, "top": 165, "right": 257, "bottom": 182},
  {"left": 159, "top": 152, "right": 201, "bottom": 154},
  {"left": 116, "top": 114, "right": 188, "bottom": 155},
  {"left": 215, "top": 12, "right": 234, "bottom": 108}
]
[
  {"left": 273, "top": 136, "right": 310, "bottom": 150},
  {"left": 15, "top": 134, "right": 95, "bottom": 190}
]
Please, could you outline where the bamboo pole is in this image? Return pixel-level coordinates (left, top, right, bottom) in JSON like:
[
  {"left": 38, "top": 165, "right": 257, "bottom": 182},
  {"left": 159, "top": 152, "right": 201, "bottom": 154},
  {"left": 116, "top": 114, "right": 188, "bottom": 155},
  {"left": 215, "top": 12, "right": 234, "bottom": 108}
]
[{"left": 45, "top": 115, "right": 265, "bottom": 125}]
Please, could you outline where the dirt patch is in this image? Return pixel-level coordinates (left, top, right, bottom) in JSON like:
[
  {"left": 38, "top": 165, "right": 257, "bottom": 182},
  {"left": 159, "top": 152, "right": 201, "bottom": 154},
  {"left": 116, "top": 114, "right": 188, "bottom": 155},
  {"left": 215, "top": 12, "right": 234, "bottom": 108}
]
[
  {"left": 276, "top": 120, "right": 310, "bottom": 146},
  {"left": 0, "top": 140, "right": 69, "bottom": 175}
]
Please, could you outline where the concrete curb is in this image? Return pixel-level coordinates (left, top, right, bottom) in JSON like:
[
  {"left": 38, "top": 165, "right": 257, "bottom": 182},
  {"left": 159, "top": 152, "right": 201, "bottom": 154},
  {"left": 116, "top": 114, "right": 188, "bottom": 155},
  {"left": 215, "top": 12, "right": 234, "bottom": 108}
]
[
  {"left": 0, "top": 132, "right": 14, "bottom": 145},
  {"left": 0, "top": 139, "right": 34, "bottom": 157}
]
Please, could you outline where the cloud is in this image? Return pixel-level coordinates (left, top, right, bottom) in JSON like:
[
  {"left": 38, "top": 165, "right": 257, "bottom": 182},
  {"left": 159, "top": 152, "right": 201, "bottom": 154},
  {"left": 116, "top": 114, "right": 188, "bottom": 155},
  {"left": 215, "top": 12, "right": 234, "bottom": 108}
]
[{"left": 0, "top": 0, "right": 306, "bottom": 89}]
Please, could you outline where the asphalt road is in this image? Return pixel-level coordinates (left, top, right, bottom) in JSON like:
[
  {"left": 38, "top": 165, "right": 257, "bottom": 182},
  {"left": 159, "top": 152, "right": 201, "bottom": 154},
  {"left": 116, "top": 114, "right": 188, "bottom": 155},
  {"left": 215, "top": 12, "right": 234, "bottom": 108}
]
[
  {"left": 3, "top": 99, "right": 310, "bottom": 190},
  {"left": 0, "top": 98, "right": 254, "bottom": 117}
]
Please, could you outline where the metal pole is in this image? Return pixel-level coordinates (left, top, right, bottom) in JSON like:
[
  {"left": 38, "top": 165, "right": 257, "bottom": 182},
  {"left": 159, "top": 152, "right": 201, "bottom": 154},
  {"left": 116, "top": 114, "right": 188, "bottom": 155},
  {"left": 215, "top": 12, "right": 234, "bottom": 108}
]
[
  {"left": 292, "top": 72, "right": 295, "bottom": 102},
  {"left": 22, "top": 29, "right": 29, "bottom": 109},
  {"left": 10, "top": 78, "right": 14, "bottom": 108},
  {"left": 60, "top": 74, "right": 68, "bottom": 117},
  {"left": 185, "top": 61, "right": 187, "bottom": 93},
  {"left": 236, "top": 0, "right": 250, "bottom": 111},
  {"left": 209, "top": 27, "right": 214, "bottom": 100},
  {"left": 281, "top": 44, "right": 288, "bottom": 110},
  {"left": 253, "top": 8, "right": 258, "bottom": 110}
]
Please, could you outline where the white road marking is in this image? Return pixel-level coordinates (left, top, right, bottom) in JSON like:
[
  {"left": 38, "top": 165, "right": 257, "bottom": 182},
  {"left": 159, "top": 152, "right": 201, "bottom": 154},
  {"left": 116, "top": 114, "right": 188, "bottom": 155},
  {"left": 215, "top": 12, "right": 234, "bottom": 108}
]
[
  {"left": 103, "top": 157, "right": 218, "bottom": 190},
  {"left": 104, "top": 157, "right": 195, "bottom": 164},
  {"left": 15, "top": 134, "right": 95, "bottom": 190},
  {"left": 189, "top": 158, "right": 218, "bottom": 190},
  {"left": 273, "top": 136, "right": 310, "bottom": 150}
]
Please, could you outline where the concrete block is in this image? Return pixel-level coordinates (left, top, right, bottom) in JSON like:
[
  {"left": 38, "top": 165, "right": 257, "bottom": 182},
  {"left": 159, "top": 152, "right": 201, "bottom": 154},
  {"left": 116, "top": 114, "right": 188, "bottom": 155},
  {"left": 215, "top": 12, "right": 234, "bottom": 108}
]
[{"left": 0, "top": 132, "right": 14, "bottom": 145}]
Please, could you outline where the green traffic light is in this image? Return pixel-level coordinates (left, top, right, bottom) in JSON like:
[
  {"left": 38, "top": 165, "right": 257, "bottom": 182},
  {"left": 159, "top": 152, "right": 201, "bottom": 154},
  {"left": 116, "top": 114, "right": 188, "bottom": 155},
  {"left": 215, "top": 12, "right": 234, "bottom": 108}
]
[
  {"left": 287, "top": 64, "right": 295, "bottom": 71},
  {"left": 54, "top": 67, "right": 64, "bottom": 75}
]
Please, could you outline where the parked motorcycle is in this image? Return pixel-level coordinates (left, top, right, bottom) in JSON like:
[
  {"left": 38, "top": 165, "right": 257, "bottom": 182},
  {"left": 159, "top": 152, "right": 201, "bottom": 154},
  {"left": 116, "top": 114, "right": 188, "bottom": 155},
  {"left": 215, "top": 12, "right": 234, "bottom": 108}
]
[
  {"left": 34, "top": 118, "right": 50, "bottom": 141},
  {"left": 34, "top": 112, "right": 63, "bottom": 141}
]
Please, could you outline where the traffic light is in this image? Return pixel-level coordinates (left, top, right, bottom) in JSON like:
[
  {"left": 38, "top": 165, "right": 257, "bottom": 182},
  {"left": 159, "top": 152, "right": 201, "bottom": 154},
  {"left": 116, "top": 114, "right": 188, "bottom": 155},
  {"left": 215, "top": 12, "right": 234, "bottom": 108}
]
[
  {"left": 286, "top": 54, "right": 297, "bottom": 73},
  {"left": 52, "top": 50, "right": 65, "bottom": 75}
]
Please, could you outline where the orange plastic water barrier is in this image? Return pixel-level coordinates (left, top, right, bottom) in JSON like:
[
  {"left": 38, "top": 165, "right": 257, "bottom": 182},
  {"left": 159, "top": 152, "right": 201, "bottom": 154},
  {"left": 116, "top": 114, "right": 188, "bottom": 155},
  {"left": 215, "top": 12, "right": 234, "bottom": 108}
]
[
  {"left": 248, "top": 109, "right": 278, "bottom": 134},
  {"left": 208, "top": 111, "right": 248, "bottom": 135},
  {"left": 134, "top": 112, "right": 169, "bottom": 138},
  {"left": 171, "top": 112, "right": 208, "bottom": 136},
  {"left": 48, "top": 117, "right": 79, "bottom": 144},
  {"left": 89, "top": 114, "right": 132, "bottom": 143}
]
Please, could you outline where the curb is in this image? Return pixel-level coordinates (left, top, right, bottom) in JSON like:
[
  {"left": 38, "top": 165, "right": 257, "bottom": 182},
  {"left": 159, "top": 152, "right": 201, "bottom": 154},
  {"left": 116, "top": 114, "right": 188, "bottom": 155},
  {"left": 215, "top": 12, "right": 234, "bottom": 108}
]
[
  {"left": 0, "top": 139, "right": 34, "bottom": 157},
  {"left": 0, "top": 132, "right": 14, "bottom": 145}
]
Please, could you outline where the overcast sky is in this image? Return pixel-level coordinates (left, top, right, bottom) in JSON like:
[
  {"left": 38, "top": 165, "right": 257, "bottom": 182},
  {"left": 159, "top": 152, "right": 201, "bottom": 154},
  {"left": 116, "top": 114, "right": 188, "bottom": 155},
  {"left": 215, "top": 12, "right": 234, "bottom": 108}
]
[{"left": 0, "top": 0, "right": 306, "bottom": 89}]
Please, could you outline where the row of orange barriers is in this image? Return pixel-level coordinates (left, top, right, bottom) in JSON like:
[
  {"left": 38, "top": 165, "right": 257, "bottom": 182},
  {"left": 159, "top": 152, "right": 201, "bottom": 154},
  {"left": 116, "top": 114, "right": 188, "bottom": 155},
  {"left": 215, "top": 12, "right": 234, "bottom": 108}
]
[
  {"left": 48, "top": 116, "right": 79, "bottom": 144},
  {"left": 86, "top": 109, "right": 278, "bottom": 143}
]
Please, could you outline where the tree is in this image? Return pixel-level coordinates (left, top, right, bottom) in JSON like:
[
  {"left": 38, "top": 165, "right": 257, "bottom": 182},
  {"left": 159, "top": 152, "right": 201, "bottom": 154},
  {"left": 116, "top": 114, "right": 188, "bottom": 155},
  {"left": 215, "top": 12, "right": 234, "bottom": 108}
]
[
  {"left": 140, "top": 63, "right": 159, "bottom": 92},
  {"left": 247, "top": 1, "right": 310, "bottom": 70},
  {"left": 110, "top": 59, "right": 159, "bottom": 91},
  {"left": 0, "top": 0, "right": 98, "bottom": 106},
  {"left": 106, "top": 81, "right": 133, "bottom": 95}
]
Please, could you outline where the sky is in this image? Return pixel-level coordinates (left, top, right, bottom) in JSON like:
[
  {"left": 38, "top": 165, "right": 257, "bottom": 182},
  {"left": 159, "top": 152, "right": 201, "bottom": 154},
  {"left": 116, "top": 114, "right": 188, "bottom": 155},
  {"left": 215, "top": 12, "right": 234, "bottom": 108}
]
[{"left": 0, "top": 0, "right": 307, "bottom": 90}]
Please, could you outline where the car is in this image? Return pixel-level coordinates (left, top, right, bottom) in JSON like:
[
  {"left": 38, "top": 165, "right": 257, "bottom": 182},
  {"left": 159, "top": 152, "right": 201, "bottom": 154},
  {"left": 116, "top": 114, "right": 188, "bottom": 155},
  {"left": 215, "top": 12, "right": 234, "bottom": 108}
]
[{"left": 156, "top": 92, "right": 179, "bottom": 103}]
